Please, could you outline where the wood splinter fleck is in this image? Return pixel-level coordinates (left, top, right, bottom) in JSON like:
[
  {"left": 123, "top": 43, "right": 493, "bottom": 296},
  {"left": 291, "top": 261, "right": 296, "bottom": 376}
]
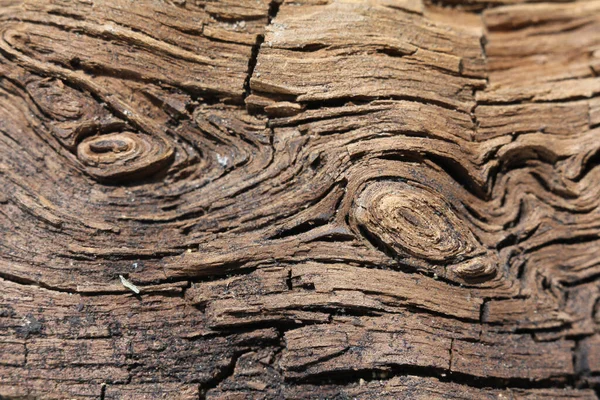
[{"left": 119, "top": 275, "right": 140, "bottom": 294}]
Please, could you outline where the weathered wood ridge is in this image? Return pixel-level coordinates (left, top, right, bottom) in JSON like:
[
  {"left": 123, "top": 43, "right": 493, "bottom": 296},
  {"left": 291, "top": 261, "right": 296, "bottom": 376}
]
[{"left": 0, "top": 0, "right": 599, "bottom": 398}]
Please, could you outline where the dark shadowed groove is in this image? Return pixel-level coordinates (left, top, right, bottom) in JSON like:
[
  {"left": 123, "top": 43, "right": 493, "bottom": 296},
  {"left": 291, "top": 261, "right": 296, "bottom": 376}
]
[
  {"left": 0, "top": 266, "right": 261, "bottom": 297},
  {"left": 243, "top": 33, "right": 264, "bottom": 101},
  {"left": 301, "top": 94, "right": 474, "bottom": 115},
  {"left": 290, "top": 365, "right": 576, "bottom": 391},
  {"left": 199, "top": 351, "right": 249, "bottom": 399},
  {"left": 243, "top": 0, "right": 281, "bottom": 101}
]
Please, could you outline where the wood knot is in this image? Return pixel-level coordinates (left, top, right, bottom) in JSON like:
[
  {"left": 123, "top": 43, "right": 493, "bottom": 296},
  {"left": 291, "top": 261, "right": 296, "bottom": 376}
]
[
  {"left": 88, "top": 138, "right": 130, "bottom": 154},
  {"left": 77, "top": 132, "right": 173, "bottom": 181},
  {"left": 353, "top": 181, "right": 497, "bottom": 281},
  {"left": 450, "top": 257, "right": 497, "bottom": 281}
]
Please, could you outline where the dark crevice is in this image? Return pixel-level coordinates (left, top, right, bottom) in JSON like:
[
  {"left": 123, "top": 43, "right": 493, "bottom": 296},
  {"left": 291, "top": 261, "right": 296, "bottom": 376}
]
[
  {"left": 267, "top": 1, "right": 282, "bottom": 24},
  {"left": 266, "top": 180, "right": 345, "bottom": 240},
  {"left": 243, "top": 33, "right": 264, "bottom": 101},
  {"left": 478, "top": 95, "right": 596, "bottom": 107},
  {"left": 243, "top": 0, "right": 281, "bottom": 102},
  {"left": 268, "top": 104, "right": 379, "bottom": 128},
  {"left": 497, "top": 217, "right": 542, "bottom": 254},
  {"left": 198, "top": 350, "right": 248, "bottom": 399},
  {"left": 186, "top": 265, "right": 258, "bottom": 285},
  {"left": 375, "top": 47, "right": 415, "bottom": 58},
  {"left": 301, "top": 94, "right": 471, "bottom": 115},
  {"left": 357, "top": 224, "right": 401, "bottom": 263},
  {"left": 479, "top": 35, "right": 488, "bottom": 60},
  {"left": 296, "top": 304, "right": 381, "bottom": 318},
  {"left": 574, "top": 338, "right": 586, "bottom": 380},
  {"left": 372, "top": 129, "right": 458, "bottom": 145},
  {"left": 0, "top": 270, "right": 79, "bottom": 295},
  {"left": 561, "top": 270, "right": 600, "bottom": 288},
  {"left": 426, "top": 0, "right": 487, "bottom": 12},
  {"left": 289, "top": 347, "right": 352, "bottom": 372},
  {"left": 46, "top": 10, "right": 86, "bottom": 20},
  {"left": 574, "top": 147, "right": 600, "bottom": 182},
  {"left": 524, "top": 234, "right": 600, "bottom": 255},
  {"left": 304, "top": 231, "right": 356, "bottom": 243},
  {"left": 290, "top": 364, "right": 576, "bottom": 391},
  {"left": 428, "top": 150, "right": 487, "bottom": 199},
  {"left": 514, "top": 323, "right": 572, "bottom": 337},
  {"left": 263, "top": 92, "right": 475, "bottom": 125},
  {"left": 514, "top": 253, "right": 528, "bottom": 281},
  {"left": 221, "top": 305, "right": 381, "bottom": 328},
  {"left": 0, "top": 266, "right": 259, "bottom": 298},
  {"left": 209, "top": 305, "right": 381, "bottom": 332},
  {"left": 448, "top": 338, "right": 455, "bottom": 371},
  {"left": 286, "top": 269, "right": 293, "bottom": 290},
  {"left": 527, "top": 19, "right": 596, "bottom": 37},
  {"left": 207, "top": 319, "right": 316, "bottom": 333},
  {"left": 269, "top": 218, "right": 330, "bottom": 240},
  {"left": 479, "top": 299, "right": 488, "bottom": 322},
  {"left": 279, "top": 43, "right": 330, "bottom": 53},
  {"left": 368, "top": 150, "right": 490, "bottom": 201},
  {"left": 185, "top": 325, "right": 284, "bottom": 344},
  {"left": 56, "top": 250, "right": 180, "bottom": 262},
  {"left": 383, "top": 4, "right": 424, "bottom": 16},
  {"left": 398, "top": 304, "right": 480, "bottom": 324}
]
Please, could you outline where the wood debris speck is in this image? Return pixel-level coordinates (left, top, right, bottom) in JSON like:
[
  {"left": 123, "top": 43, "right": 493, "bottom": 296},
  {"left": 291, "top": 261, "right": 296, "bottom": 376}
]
[{"left": 119, "top": 275, "right": 140, "bottom": 294}]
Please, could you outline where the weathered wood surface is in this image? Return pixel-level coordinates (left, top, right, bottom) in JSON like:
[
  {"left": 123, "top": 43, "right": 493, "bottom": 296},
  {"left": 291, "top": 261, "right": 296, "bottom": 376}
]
[{"left": 0, "top": 0, "right": 599, "bottom": 398}]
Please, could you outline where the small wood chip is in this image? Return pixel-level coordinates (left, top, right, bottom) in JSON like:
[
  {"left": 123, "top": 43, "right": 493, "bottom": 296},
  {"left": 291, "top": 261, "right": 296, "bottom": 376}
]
[{"left": 119, "top": 275, "right": 140, "bottom": 294}]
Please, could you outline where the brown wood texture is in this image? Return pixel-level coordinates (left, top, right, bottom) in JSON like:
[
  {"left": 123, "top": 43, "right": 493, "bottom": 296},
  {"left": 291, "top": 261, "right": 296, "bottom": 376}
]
[{"left": 1, "top": 0, "right": 599, "bottom": 398}]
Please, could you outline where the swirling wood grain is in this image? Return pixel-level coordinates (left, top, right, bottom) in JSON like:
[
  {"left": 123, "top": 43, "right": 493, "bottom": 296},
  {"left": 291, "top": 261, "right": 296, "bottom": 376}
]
[{"left": 1, "top": 0, "right": 599, "bottom": 398}]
